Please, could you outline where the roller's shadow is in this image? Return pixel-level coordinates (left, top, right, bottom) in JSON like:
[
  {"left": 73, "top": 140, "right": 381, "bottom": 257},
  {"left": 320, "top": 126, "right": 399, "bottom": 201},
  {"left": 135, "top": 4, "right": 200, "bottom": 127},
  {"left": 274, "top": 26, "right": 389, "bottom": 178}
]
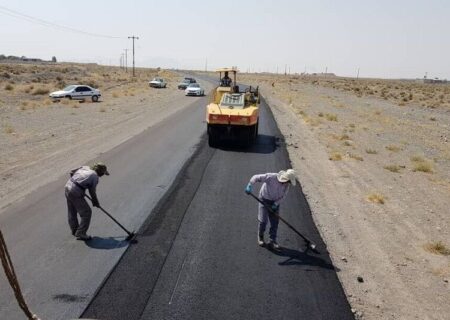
[
  {"left": 84, "top": 236, "right": 128, "bottom": 250},
  {"left": 215, "top": 134, "right": 279, "bottom": 154},
  {"left": 266, "top": 246, "right": 339, "bottom": 271}
]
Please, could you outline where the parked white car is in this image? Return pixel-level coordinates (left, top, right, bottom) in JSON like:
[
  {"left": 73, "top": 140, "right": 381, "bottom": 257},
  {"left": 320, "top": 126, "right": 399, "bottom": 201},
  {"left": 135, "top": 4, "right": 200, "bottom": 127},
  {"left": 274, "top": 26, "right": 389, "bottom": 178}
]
[
  {"left": 185, "top": 83, "right": 205, "bottom": 96},
  {"left": 149, "top": 77, "right": 167, "bottom": 88},
  {"left": 49, "top": 85, "right": 101, "bottom": 102}
]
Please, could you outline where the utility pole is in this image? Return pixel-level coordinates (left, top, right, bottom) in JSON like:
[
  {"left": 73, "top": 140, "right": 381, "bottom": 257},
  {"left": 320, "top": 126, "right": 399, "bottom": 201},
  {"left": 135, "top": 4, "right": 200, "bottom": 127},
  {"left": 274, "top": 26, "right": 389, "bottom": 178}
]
[
  {"left": 357, "top": 67, "right": 360, "bottom": 79},
  {"left": 119, "top": 54, "right": 123, "bottom": 69},
  {"left": 205, "top": 57, "right": 207, "bottom": 72},
  {"left": 128, "top": 35, "right": 139, "bottom": 77},
  {"left": 284, "top": 64, "right": 287, "bottom": 75},
  {"left": 124, "top": 49, "right": 128, "bottom": 73}
]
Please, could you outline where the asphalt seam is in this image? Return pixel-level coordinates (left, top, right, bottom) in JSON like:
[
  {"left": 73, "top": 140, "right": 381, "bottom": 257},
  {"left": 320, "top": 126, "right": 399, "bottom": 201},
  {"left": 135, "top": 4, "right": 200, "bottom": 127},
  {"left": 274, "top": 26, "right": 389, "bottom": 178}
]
[{"left": 135, "top": 142, "right": 216, "bottom": 320}]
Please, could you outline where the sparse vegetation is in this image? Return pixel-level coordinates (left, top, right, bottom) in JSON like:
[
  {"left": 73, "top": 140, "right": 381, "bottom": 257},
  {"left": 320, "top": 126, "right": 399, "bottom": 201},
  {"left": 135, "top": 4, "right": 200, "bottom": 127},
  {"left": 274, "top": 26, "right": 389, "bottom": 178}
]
[
  {"left": 424, "top": 241, "right": 450, "bottom": 256},
  {"left": 384, "top": 165, "right": 401, "bottom": 173},
  {"left": 367, "top": 192, "right": 385, "bottom": 204},
  {"left": 4, "top": 84, "right": 14, "bottom": 91},
  {"left": 365, "top": 148, "right": 378, "bottom": 154},
  {"left": 343, "top": 140, "right": 352, "bottom": 146},
  {"left": 325, "top": 113, "right": 338, "bottom": 121},
  {"left": 329, "top": 152, "right": 342, "bottom": 161},
  {"left": 3, "top": 123, "right": 15, "bottom": 134},
  {"left": 32, "top": 87, "right": 49, "bottom": 95},
  {"left": 349, "top": 153, "right": 363, "bottom": 161},
  {"left": 386, "top": 145, "right": 401, "bottom": 152},
  {"left": 411, "top": 155, "right": 424, "bottom": 162},
  {"left": 412, "top": 161, "right": 433, "bottom": 173}
]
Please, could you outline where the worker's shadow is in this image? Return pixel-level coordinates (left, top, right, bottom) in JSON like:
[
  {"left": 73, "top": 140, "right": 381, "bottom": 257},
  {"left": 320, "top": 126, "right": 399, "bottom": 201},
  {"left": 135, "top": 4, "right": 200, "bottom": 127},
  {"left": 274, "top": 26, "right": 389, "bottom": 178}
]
[
  {"left": 84, "top": 236, "right": 128, "bottom": 250},
  {"left": 267, "top": 246, "right": 339, "bottom": 271}
]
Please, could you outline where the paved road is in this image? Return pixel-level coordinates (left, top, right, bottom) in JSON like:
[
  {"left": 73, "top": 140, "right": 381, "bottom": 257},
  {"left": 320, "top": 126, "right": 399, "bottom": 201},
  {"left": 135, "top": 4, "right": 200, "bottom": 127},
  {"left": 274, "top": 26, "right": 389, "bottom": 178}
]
[
  {"left": 83, "top": 97, "right": 354, "bottom": 320},
  {"left": 0, "top": 92, "right": 209, "bottom": 320}
]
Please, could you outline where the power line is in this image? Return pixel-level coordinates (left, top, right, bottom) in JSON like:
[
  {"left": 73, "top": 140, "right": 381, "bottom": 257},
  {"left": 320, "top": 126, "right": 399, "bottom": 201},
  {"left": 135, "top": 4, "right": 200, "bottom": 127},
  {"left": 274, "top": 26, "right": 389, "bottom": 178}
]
[{"left": 0, "top": 5, "right": 123, "bottom": 39}]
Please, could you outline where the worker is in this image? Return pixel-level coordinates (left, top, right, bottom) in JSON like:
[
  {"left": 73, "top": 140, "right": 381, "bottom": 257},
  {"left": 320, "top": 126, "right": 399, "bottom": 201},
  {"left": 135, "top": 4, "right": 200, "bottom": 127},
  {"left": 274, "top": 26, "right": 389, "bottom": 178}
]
[
  {"left": 220, "top": 71, "right": 232, "bottom": 86},
  {"left": 245, "top": 169, "right": 296, "bottom": 249},
  {"left": 65, "top": 162, "right": 109, "bottom": 241}
]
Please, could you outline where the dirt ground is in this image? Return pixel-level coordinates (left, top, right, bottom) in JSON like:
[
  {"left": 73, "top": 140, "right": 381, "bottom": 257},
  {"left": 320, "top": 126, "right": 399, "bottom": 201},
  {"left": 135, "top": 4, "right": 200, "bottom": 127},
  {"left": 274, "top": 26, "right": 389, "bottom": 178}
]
[
  {"left": 0, "top": 63, "right": 213, "bottom": 211},
  {"left": 239, "top": 73, "right": 450, "bottom": 320}
]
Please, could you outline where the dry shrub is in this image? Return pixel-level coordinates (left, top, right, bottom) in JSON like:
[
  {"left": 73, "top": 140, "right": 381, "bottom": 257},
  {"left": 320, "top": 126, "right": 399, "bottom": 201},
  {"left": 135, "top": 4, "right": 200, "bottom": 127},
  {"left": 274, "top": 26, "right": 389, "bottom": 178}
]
[
  {"left": 303, "top": 116, "right": 321, "bottom": 126},
  {"left": 4, "top": 83, "right": 14, "bottom": 91},
  {"left": 411, "top": 155, "right": 424, "bottom": 162},
  {"left": 349, "top": 153, "right": 363, "bottom": 161},
  {"left": 32, "top": 87, "right": 49, "bottom": 95},
  {"left": 3, "top": 123, "right": 14, "bottom": 134},
  {"left": 24, "top": 85, "right": 34, "bottom": 94},
  {"left": 412, "top": 161, "right": 433, "bottom": 173},
  {"left": 386, "top": 145, "right": 401, "bottom": 152},
  {"left": 325, "top": 113, "right": 338, "bottom": 121},
  {"left": 367, "top": 192, "right": 385, "bottom": 204},
  {"left": 112, "top": 92, "right": 119, "bottom": 98},
  {"left": 384, "top": 165, "right": 401, "bottom": 173},
  {"left": 424, "top": 241, "right": 450, "bottom": 256},
  {"left": 343, "top": 140, "right": 352, "bottom": 146},
  {"left": 366, "top": 148, "right": 378, "bottom": 154},
  {"left": 329, "top": 152, "right": 342, "bottom": 161}
]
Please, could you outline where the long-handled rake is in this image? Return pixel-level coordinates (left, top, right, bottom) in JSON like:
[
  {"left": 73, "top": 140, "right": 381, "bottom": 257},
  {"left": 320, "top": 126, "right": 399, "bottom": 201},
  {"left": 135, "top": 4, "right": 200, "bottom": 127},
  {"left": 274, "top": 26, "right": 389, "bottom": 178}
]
[
  {"left": 248, "top": 192, "right": 319, "bottom": 253},
  {"left": 85, "top": 195, "right": 137, "bottom": 243}
]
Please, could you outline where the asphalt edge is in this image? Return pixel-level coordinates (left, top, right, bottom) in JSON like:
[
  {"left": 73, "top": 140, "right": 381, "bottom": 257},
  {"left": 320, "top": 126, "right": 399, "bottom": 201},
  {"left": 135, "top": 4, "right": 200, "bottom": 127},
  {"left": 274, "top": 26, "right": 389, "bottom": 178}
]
[{"left": 79, "top": 133, "right": 215, "bottom": 319}]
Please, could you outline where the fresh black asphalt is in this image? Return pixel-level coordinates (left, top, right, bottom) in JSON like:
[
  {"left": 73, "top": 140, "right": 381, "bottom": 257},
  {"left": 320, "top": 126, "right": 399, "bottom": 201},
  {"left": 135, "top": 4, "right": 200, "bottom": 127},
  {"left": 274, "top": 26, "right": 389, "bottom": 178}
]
[{"left": 82, "top": 98, "right": 354, "bottom": 320}]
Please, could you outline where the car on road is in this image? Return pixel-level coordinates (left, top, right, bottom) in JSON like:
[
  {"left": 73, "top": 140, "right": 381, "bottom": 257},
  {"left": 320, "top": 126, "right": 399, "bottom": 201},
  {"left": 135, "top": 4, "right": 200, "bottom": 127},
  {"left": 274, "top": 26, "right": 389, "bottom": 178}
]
[
  {"left": 49, "top": 85, "right": 101, "bottom": 102},
  {"left": 185, "top": 83, "right": 205, "bottom": 96},
  {"left": 149, "top": 77, "right": 167, "bottom": 88},
  {"left": 178, "top": 77, "right": 196, "bottom": 89}
]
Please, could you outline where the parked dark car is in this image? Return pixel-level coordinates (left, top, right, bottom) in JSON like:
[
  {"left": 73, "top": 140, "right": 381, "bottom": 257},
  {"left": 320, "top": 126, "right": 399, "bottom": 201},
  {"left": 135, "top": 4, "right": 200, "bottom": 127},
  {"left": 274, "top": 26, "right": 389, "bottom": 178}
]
[{"left": 178, "top": 77, "right": 196, "bottom": 89}]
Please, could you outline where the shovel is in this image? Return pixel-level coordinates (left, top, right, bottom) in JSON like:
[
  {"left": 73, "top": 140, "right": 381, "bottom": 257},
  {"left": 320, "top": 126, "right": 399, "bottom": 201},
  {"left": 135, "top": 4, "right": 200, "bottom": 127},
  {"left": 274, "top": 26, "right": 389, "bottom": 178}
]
[
  {"left": 248, "top": 192, "right": 319, "bottom": 253},
  {"left": 85, "top": 195, "right": 137, "bottom": 243}
]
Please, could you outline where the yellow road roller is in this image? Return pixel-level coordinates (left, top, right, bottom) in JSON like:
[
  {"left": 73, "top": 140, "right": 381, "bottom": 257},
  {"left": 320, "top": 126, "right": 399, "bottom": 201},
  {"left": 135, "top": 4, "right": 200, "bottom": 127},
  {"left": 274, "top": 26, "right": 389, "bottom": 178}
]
[{"left": 206, "top": 67, "right": 260, "bottom": 147}]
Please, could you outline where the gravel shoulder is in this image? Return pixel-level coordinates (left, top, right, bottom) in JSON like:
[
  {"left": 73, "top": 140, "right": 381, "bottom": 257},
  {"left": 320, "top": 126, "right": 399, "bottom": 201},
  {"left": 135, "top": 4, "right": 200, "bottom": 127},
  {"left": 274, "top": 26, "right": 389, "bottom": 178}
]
[{"left": 239, "top": 74, "right": 450, "bottom": 320}]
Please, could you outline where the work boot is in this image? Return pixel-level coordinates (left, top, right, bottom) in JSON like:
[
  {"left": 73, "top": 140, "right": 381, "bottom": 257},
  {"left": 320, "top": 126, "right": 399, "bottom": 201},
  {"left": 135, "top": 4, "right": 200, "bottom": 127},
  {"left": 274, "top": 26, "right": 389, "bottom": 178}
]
[
  {"left": 257, "top": 234, "right": 265, "bottom": 247},
  {"left": 76, "top": 233, "right": 92, "bottom": 241},
  {"left": 268, "top": 240, "right": 280, "bottom": 250}
]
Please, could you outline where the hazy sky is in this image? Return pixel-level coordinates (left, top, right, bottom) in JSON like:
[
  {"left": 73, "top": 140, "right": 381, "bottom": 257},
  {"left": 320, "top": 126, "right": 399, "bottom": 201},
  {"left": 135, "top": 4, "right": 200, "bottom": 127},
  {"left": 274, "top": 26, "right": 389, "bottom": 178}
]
[{"left": 0, "top": 0, "right": 449, "bottom": 79}]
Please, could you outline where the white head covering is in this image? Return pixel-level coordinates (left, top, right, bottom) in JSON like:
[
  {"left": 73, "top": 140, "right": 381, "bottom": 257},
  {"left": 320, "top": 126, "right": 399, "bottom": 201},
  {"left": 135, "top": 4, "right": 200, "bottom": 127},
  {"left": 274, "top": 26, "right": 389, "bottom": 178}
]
[{"left": 277, "top": 169, "right": 296, "bottom": 186}]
